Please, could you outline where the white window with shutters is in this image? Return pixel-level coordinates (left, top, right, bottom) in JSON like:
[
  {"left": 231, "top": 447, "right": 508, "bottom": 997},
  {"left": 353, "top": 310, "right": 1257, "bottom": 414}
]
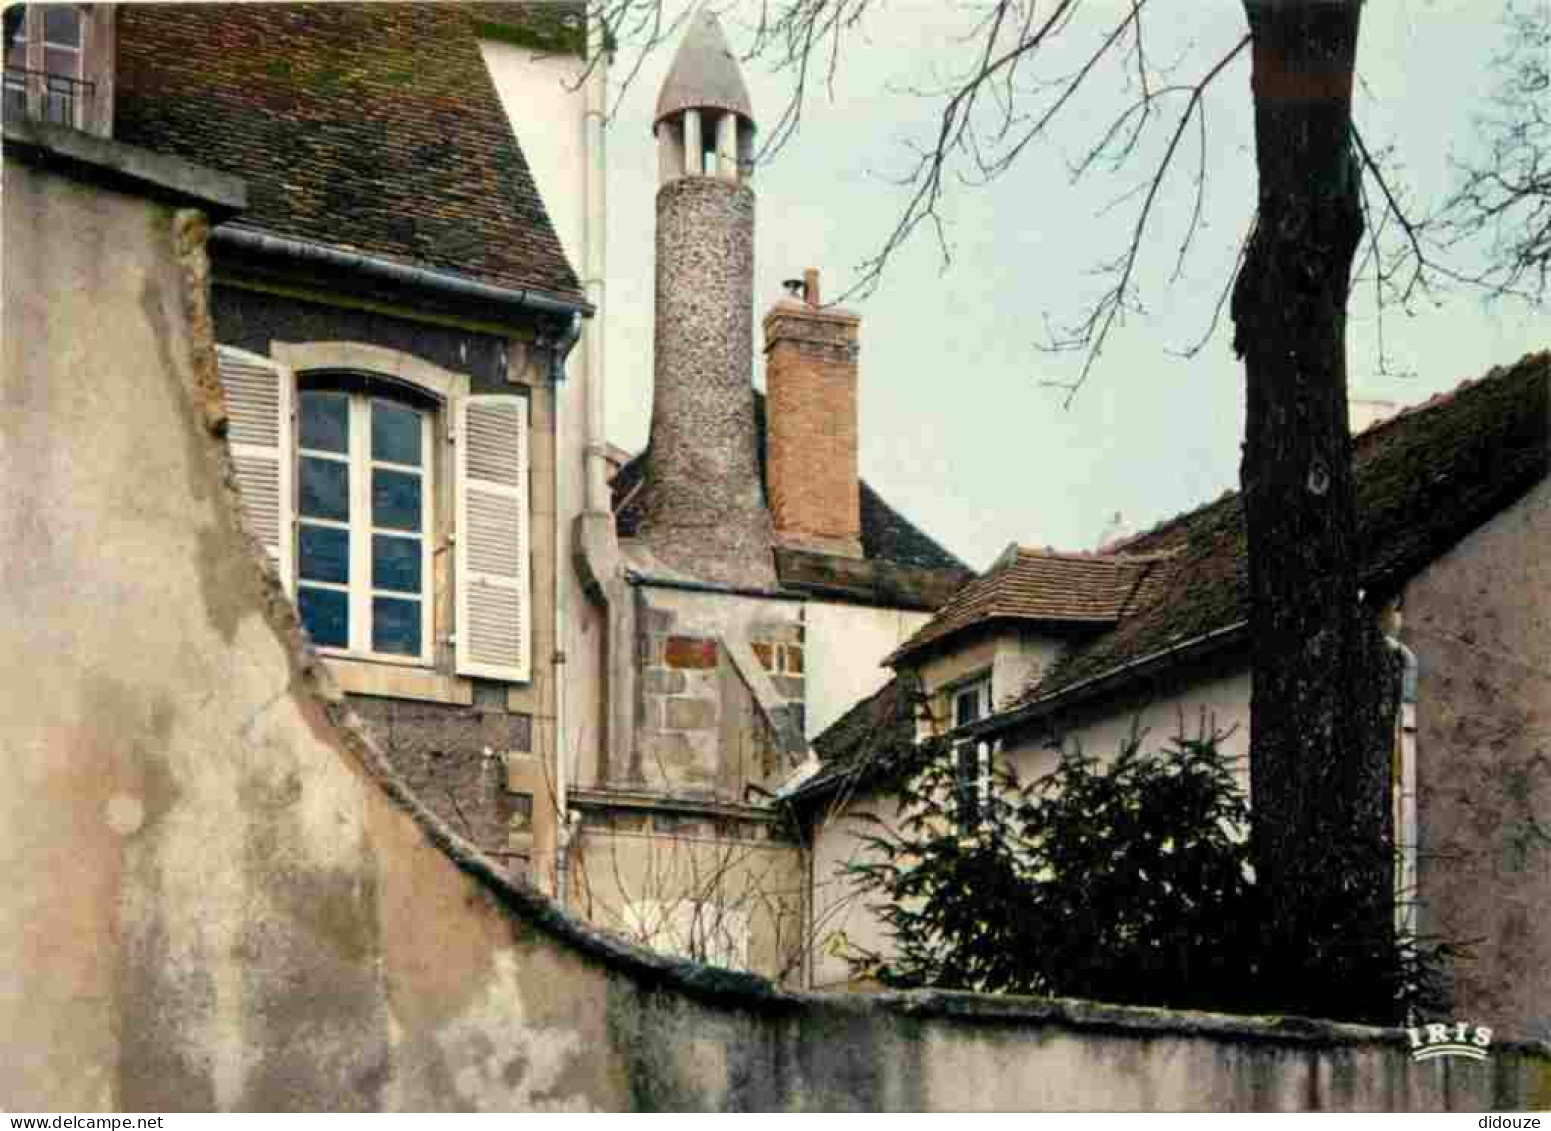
[
  {"left": 455, "top": 395, "right": 531, "bottom": 683},
  {"left": 215, "top": 344, "right": 534, "bottom": 686}
]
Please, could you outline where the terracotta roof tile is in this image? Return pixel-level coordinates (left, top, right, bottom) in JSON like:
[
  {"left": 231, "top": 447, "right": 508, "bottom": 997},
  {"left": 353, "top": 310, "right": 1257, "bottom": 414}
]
[
  {"left": 115, "top": 3, "right": 582, "bottom": 302},
  {"left": 886, "top": 546, "right": 1178, "bottom": 664}
]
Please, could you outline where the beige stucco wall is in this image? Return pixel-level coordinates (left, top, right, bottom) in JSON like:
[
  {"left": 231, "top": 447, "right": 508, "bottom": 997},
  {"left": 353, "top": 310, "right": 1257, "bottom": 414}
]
[
  {"left": 570, "top": 817, "right": 802, "bottom": 982},
  {"left": 803, "top": 600, "right": 930, "bottom": 738},
  {"left": 6, "top": 138, "right": 1550, "bottom": 1114},
  {"left": 1405, "top": 473, "right": 1551, "bottom": 1042},
  {"left": 808, "top": 795, "right": 900, "bottom": 990},
  {"left": 916, "top": 629, "right": 1069, "bottom": 734},
  {"left": 1003, "top": 667, "right": 1255, "bottom": 794}
]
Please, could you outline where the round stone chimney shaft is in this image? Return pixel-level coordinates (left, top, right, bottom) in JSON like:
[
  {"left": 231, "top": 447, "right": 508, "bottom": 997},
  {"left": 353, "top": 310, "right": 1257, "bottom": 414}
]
[{"left": 635, "top": 10, "right": 775, "bottom": 587}]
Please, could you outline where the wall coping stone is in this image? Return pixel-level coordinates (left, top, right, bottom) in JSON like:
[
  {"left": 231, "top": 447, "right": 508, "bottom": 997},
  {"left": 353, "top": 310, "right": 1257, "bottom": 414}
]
[{"left": 4, "top": 116, "right": 246, "bottom": 217}]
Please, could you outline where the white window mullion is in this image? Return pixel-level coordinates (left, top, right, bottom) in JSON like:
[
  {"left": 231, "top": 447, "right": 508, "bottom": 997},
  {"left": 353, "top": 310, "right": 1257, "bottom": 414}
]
[{"left": 349, "top": 397, "right": 372, "bottom": 656}]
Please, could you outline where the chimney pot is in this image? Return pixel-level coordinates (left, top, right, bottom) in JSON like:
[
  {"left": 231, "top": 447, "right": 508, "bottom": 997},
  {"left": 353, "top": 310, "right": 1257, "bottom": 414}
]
[{"left": 803, "top": 268, "right": 820, "bottom": 307}]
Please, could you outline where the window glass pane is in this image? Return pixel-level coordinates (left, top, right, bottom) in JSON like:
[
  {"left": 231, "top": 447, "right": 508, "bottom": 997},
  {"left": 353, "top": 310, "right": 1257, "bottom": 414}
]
[
  {"left": 298, "top": 586, "right": 349, "bottom": 649},
  {"left": 3, "top": 85, "right": 24, "bottom": 122},
  {"left": 372, "top": 468, "right": 422, "bottom": 531},
  {"left": 298, "top": 524, "right": 349, "bottom": 585},
  {"left": 372, "top": 533, "right": 421, "bottom": 594},
  {"left": 44, "top": 45, "right": 79, "bottom": 79},
  {"left": 372, "top": 596, "right": 421, "bottom": 656},
  {"left": 299, "top": 391, "right": 349, "bottom": 454},
  {"left": 43, "top": 8, "right": 82, "bottom": 46},
  {"left": 955, "top": 687, "right": 983, "bottom": 728},
  {"left": 298, "top": 456, "right": 349, "bottom": 522},
  {"left": 5, "top": 33, "right": 26, "bottom": 69},
  {"left": 372, "top": 401, "right": 422, "bottom": 467}
]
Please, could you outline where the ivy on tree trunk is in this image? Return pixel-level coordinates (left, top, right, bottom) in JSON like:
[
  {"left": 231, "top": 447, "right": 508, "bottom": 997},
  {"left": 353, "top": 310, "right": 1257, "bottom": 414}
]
[{"left": 1232, "top": 0, "right": 1401, "bottom": 1024}]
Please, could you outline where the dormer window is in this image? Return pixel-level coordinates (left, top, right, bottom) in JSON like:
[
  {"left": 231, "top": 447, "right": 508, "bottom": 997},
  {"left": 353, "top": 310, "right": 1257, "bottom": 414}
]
[{"left": 4, "top": 5, "right": 111, "bottom": 135}]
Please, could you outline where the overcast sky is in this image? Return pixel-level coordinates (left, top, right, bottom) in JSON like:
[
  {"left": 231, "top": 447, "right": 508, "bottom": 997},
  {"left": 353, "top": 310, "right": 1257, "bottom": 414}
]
[{"left": 602, "top": 0, "right": 1544, "bottom": 572}]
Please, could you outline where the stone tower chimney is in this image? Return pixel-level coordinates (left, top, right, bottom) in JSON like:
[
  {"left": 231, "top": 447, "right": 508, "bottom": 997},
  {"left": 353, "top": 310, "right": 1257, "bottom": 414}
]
[
  {"left": 633, "top": 10, "right": 775, "bottom": 587},
  {"left": 762, "top": 269, "right": 864, "bottom": 557}
]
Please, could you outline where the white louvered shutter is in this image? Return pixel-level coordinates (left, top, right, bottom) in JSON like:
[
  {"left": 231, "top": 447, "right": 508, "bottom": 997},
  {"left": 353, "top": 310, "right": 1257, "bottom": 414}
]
[
  {"left": 455, "top": 395, "right": 530, "bottom": 682},
  {"left": 216, "top": 345, "right": 293, "bottom": 593}
]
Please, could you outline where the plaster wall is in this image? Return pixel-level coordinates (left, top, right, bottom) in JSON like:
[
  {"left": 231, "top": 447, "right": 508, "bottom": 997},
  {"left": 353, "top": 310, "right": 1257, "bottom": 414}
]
[
  {"left": 1405, "top": 474, "right": 1551, "bottom": 1041},
  {"left": 477, "top": 36, "right": 608, "bottom": 815},
  {"left": 992, "top": 631, "right": 1067, "bottom": 712},
  {"left": 808, "top": 795, "right": 903, "bottom": 991},
  {"left": 570, "top": 815, "right": 802, "bottom": 982},
  {"left": 1003, "top": 667, "right": 1256, "bottom": 795},
  {"left": 7, "top": 139, "right": 1550, "bottom": 1114},
  {"left": 803, "top": 600, "right": 930, "bottom": 739},
  {"left": 916, "top": 630, "right": 1069, "bottom": 734},
  {"left": 0, "top": 150, "right": 616, "bottom": 1113}
]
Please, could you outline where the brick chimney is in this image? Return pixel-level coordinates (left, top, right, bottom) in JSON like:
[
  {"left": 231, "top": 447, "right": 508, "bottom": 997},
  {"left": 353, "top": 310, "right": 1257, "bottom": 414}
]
[{"left": 762, "top": 269, "right": 863, "bottom": 558}]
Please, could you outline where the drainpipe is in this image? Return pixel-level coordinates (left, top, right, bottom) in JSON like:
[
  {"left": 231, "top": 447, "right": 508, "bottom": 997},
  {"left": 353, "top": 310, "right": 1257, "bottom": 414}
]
[
  {"left": 1385, "top": 632, "right": 1420, "bottom": 957},
  {"left": 557, "top": 24, "right": 611, "bottom": 910}
]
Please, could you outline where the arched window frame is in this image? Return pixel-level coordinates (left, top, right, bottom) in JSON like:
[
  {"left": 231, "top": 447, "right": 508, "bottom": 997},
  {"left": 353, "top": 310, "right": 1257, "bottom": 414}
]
[{"left": 274, "top": 343, "right": 469, "bottom": 674}]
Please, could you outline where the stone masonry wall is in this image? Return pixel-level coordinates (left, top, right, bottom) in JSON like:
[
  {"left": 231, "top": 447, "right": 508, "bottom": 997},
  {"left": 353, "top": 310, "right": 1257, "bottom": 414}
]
[
  {"left": 350, "top": 689, "right": 534, "bottom": 872},
  {"left": 636, "top": 176, "right": 774, "bottom": 587},
  {"left": 631, "top": 588, "right": 805, "bottom": 798}
]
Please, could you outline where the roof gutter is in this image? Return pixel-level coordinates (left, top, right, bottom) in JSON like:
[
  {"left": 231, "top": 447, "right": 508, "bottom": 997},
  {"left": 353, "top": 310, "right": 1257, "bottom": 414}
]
[
  {"left": 209, "top": 225, "right": 595, "bottom": 353},
  {"left": 962, "top": 618, "right": 1250, "bottom": 742},
  {"left": 625, "top": 569, "right": 805, "bottom": 603}
]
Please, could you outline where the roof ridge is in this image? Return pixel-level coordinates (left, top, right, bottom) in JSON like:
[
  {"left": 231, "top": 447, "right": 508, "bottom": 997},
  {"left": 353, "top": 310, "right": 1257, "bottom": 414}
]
[
  {"left": 1109, "top": 353, "right": 1549, "bottom": 553},
  {"left": 1013, "top": 545, "right": 1124, "bottom": 563}
]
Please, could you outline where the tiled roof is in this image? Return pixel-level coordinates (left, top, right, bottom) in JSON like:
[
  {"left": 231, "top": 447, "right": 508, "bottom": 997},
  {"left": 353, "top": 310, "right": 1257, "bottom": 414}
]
[
  {"left": 802, "top": 352, "right": 1548, "bottom": 803},
  {"left": 611, "top": 391, "right": 971, "bottom": 578},
  {"left": 1012, "top": 350, "right": 1550, "bottom": 712},
  {"left": 115, "top": 3, "right": 583, "bottom": 303},
  {"left": 792, "top": 676, "right": 921, "bottom": 805},
  {"left": 886, "top": 545, "right": 1175, "bottom": 664}
]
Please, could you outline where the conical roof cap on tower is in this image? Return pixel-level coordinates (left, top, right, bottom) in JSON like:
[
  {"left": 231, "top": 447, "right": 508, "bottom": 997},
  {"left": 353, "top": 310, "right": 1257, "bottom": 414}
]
[{"left": 654, "top": 8, "right": 754, "bottom": 129}]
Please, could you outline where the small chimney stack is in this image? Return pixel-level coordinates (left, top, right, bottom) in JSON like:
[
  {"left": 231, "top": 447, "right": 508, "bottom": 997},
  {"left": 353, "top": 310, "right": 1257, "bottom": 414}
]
[{"left": 762, "top": 269, "right": 863, "bottom": 558}]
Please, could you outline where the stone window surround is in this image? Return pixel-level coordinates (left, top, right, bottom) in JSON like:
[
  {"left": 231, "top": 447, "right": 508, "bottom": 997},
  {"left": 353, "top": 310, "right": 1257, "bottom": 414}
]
[{"left": 275, "top": 340, "right": 482, "bottom": 707}]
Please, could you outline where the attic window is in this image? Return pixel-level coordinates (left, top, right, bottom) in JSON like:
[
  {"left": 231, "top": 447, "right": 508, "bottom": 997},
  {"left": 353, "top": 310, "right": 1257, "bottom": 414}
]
[{"left": 952, "top": 677, "right": 993, "bottom": 831}]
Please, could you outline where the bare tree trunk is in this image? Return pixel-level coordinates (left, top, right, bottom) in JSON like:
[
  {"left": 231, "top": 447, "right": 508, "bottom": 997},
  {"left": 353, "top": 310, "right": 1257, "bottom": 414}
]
[{"left": 1232, "top": 0, "right": 1399, "bottom": 1025}]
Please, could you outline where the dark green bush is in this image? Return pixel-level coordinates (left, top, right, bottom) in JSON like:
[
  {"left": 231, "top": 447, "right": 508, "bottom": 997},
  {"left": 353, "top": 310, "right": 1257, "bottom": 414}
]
[{"left": 843, "top": 723, "right": 1454, "bottom": 1019}]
